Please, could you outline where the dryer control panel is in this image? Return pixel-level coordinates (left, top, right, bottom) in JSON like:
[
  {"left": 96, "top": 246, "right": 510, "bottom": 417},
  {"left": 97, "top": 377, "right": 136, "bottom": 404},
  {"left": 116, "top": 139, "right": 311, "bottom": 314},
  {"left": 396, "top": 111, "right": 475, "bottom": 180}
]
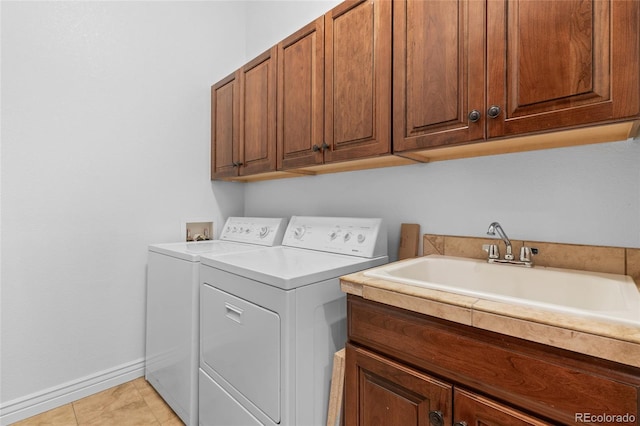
[
  {"left": 282, "top": 216, "right": 387, "bottom": 258},
  {"left": 219, "top": 217, "right": 288, "bottom": 246}
]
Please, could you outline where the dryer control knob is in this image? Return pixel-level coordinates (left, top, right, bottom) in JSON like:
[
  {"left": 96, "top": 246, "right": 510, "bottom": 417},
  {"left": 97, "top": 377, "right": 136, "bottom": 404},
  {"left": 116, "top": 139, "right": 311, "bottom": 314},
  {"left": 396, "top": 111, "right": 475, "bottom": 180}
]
[
  {"left": 259, "top": 226, "right": 270, "bottom": 238},
  {"left": 344, "top": 232, "right": 352, "bottom": 242},
  {"left": 328, "top": 230, "right": 338, "bottom": 241},
  {"left": 357, "top": 233, "right": 366, "bottom": 243}
]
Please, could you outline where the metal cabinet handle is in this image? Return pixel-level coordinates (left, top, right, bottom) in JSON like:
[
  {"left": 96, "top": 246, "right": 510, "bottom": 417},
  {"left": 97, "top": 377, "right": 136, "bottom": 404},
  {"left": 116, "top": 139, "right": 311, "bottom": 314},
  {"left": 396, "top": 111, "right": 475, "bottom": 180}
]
[
  {"left": 468, "top": 109, "right": 481, "bottom": 123},
  {"left": 487, "top": 105, "right": 501, "bottom": 119},
  {"left": 428, "top": 410, "right": 444, "bottom": 426},
  {"left": 454, "top": 422, "right": 468, "bottom": 426}
]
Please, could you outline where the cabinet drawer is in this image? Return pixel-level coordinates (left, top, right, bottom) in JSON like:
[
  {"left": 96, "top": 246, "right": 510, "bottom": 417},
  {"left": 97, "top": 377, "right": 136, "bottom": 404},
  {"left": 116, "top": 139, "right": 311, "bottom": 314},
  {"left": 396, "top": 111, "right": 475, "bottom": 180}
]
[{"left": 347, "top": 295, "right": 640, "bottom": 424}]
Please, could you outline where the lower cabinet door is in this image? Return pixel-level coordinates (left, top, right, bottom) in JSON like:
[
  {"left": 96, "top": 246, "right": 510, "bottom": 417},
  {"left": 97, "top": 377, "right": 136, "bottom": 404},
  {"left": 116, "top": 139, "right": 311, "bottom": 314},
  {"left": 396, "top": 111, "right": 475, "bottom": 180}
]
[
  {"left": 453, "top": 388, "right": 553, "bottom": 426},
  {"left": 345, "top": 344, "right": 452, "bottom": 426}
]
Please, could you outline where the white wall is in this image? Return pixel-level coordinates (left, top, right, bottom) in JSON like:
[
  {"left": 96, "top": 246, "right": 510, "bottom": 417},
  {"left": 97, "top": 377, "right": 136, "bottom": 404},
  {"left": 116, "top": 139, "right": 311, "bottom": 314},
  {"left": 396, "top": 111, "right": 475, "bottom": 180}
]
[
  {"left": 244, "top": 0, "right": 341, "bottom": 60},
  {"left": 0, "top": 1, "right": 246, "bottom": 420},
  {"left": 245, "top": 140, "right": 640, "bottom": 260}
]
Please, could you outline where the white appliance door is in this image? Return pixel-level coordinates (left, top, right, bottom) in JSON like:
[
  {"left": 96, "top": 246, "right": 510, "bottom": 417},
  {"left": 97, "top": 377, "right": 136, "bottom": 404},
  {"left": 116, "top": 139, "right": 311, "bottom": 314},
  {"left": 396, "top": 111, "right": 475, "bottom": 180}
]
[
  {"left": 201, "top": 284, "right": 281, "bottom": 423},
  {"left": 146, "top": 252, "right": 197, "bottom": 424},
  {"left": 199, "top": 369, "right": 264, "bottom": 426}
]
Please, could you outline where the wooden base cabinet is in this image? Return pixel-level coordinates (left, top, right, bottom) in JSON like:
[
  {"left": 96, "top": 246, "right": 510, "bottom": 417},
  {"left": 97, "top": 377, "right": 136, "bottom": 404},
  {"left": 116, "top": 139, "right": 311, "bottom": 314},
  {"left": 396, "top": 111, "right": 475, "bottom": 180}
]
[
  {"left": 345, "top": 295, "right": 640, "bottom": 426},
  {"left": 345, "top": 344, "right": 552, "bottom": 426},
  {"left": 346, "top": 344, "right": 452, "bottom": 426}
]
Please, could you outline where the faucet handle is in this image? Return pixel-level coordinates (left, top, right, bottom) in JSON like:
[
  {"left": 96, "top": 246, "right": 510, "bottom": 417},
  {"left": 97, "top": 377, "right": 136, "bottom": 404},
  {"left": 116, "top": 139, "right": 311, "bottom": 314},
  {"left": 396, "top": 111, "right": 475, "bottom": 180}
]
[
  {"left": 519, "top": 246, "right": 538, "bottom": 263},
  {"left": 482, "top": 244, "right": 499, "bottom": 259}
]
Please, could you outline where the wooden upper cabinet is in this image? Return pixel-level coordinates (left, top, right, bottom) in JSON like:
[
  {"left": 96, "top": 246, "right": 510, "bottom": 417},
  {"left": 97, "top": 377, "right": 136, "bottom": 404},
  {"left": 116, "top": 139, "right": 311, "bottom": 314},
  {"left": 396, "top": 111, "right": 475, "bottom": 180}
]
[
  {"left": 277, "top": 0, "right": 393, "bottom": 171},
  {"left": 394, "top": 0, "right": 640, "bottom": 154},
  {"left": 393, "top": 0, "right": 486, "bottom": 151},
  {"left": 239, "top": 47, "right": 277, "bottom": 176},
  {"left": 277, "top": 18, "right": 325, "bottom": 170},
  {"left": 211, "top": 48, "right": 277, "bottom": 180},
  {"left": 211, "top": 71, "right": 240, "bottom": 180},
  {"left": 324, "top": 0, "right": 392, "bottom": 163},
  {"left": 487, "top": 0, "right": 640, "bottom": 137}
]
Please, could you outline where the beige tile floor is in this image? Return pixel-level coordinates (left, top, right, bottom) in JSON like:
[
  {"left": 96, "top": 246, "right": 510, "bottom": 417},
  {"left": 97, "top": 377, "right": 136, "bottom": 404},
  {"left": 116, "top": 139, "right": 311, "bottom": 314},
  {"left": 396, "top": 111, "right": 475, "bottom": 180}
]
[{"left": 11, "top": 378, "right": 184, "bottom": 426}]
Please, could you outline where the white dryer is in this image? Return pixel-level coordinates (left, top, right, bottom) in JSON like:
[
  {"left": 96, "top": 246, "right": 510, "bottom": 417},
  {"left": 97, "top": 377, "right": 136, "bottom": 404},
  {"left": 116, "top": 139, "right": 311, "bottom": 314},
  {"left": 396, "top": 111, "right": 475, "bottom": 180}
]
[
  {"left": 145, "top": 217, "right": 287, "bottom": 426},
  {"left": 198, "top": 216, "right": 388, "bottom": 426}
]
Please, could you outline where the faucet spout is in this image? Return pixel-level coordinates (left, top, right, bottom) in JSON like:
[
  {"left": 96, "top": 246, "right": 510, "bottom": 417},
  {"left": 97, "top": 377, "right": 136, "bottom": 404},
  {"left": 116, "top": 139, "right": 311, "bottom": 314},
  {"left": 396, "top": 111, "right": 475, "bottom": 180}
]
[{"left": 487, "top": 222, "right": 514, "bottom": 260}]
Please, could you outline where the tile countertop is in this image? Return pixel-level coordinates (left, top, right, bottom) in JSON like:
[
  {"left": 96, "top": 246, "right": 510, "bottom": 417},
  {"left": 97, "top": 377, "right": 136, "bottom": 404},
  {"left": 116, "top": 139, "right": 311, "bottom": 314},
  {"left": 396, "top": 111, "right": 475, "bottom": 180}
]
[{"left": 340, "top": 265, "right": 640, "bottom": 369}]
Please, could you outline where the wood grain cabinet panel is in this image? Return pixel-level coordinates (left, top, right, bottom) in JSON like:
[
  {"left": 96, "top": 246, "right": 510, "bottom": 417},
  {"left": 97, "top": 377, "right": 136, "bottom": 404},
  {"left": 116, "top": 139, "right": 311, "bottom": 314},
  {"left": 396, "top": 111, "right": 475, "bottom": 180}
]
[
  {"left": 239, "top": 47, "right": 277, "bottom": 176},
  {"left": 211, "top": 72, "right": 240, "bottom": 180},
  {"left": 393, "top": 0, "right": 485, "bottom": 151},
  {"left": 211, "top": 48, "right": 277, "bottom": 180},
  {"left": 487, "top": 0, "right": 639, "bottom": 137},
  {"left": 324, "top": 0, "right": 391, "bottom": 163},
  {"left": 277, "top": 18, "right": 325, "bottom": 170},
  {"left": 345, "top": 344, "right": 452, "bottom": 426},
  {"left": 277, "top": 0, "right": 393, "bottom": 171},
  {"left": 346, "top": 295, "right": 640, "bottom": 425},
  {"left": 394, "top": 0, "right": 640, "bottom": 154},
  {"left": 453, "top": 388, "right": 552, "bottom": 426}
]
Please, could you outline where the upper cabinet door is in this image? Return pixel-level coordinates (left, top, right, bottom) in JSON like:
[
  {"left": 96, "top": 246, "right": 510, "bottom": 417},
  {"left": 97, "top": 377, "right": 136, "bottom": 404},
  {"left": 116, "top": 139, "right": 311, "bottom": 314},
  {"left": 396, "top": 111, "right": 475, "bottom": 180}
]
[
  {"left": 487, "top": 0, "right": 640, "bottom": 138},
  {"left": 277, "top": 18, "right": 325, "bottom": 170},
  {"left": 239, "top": 47, "right": 278, "bottom": 176},
  {"left": 211, "top": 71, "right": 240, "bottom": 180},
  {"left": 393, "top": 0, "right": 486, "bottom": 151},
  {"left": 324, "top": 0, "right": 392, "bottom": 163}
]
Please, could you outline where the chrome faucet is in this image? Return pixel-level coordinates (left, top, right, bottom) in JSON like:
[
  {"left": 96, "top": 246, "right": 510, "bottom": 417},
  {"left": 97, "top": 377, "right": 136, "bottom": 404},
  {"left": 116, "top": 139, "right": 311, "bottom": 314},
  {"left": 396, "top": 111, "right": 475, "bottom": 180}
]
[
  {"left": 486, "top": 222, "right": 514, "bottom": 260},
  {"left": 483, "top": 221, "right": 538, "bottom": 267}
]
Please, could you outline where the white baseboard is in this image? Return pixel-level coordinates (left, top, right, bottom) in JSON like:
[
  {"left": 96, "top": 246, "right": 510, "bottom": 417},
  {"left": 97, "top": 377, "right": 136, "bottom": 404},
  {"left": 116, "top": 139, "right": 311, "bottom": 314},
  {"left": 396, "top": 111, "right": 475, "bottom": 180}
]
[{"left": 0, "top": 358, "right": 145, "bottom": 425}]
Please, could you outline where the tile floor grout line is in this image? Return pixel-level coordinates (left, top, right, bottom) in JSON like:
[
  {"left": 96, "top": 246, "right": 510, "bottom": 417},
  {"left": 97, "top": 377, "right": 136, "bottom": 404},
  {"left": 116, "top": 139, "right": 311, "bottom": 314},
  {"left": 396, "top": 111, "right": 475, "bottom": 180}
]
[{"left": 70, "top": 401, "right": 80, "bottom": 426}]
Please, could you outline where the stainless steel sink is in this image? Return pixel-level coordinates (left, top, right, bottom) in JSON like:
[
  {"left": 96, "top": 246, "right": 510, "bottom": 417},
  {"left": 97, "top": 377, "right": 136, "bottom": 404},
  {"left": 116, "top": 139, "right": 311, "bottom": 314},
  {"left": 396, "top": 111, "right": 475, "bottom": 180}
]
[{"left": 363, "top": 255, "right": 640, "bottom": 326}]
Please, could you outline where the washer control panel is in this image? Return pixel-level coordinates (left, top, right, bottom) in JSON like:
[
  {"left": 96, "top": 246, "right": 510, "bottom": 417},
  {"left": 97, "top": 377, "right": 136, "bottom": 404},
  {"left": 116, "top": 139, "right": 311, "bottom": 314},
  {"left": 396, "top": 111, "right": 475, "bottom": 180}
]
[
  {"left": 282, "top": 216, "right": 386, "bottom": 258},
  {"left": 219, "top": 217, "right": 288, "bottom": 246}
]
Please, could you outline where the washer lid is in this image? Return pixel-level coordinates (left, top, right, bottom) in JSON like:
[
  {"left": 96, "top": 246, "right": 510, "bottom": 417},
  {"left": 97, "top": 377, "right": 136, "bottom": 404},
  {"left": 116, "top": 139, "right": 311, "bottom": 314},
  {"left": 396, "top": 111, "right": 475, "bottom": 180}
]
[
  {"left": 148, "top": 241, "right": 264, "bottom": 262},
  {"left": 200, "top": 246, "right": 388, "bottom": 290}
]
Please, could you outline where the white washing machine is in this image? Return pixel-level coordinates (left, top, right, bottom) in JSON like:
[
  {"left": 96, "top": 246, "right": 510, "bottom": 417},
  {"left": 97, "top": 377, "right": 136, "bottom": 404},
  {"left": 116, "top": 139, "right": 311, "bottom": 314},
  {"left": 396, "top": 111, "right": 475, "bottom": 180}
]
[
  {"left": 198, "top": 216, "right": 388, "bottom": 426},
  {"left": 145, "top": 217, "right": 287, "bottom": 426}
]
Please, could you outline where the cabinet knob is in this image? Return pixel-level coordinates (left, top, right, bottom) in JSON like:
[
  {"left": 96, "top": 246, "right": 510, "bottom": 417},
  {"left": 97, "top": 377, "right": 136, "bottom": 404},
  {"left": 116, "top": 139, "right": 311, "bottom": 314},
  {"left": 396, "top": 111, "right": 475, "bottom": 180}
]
[
  {"left": 468, "top": 109, "right": 481, "bottom": 123},
  {"left": 487, "top": 105, "right": 501, "bottom": 119},
  {"left": 428, "top": 410, "right": 444, "bottom": 426},
  {"left": 312, "top": 144, "right": 321, "bottom": 152},
  {"left": 321, "top": 142, "right": 330, "bottom": 151}
]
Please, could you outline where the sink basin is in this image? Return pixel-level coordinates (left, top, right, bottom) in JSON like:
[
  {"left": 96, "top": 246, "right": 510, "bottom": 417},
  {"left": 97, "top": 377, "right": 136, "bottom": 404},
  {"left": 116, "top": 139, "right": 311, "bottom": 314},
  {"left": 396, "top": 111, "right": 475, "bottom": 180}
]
[{"left": 363, "top": 255, "right": 640, "bottom": 326}]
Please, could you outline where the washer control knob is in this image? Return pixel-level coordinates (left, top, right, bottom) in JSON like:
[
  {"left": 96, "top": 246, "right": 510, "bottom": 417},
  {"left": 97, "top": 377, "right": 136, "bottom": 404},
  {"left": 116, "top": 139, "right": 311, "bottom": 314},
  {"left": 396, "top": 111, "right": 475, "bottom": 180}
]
[
  {"left": 328, "top": 230, "right": 338, "bottom": 241},
  {"left": 357, "top": 233, "right": 366, "bottom": 243},
  {"left": 293, "top": 226, "right": 306, "bottom": 240},
  {"left": 343, "top": 232, "right": 352, "bottom": 242},
  {"left": 259, "top": 226, "right": 270, "bottom": 238}
]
